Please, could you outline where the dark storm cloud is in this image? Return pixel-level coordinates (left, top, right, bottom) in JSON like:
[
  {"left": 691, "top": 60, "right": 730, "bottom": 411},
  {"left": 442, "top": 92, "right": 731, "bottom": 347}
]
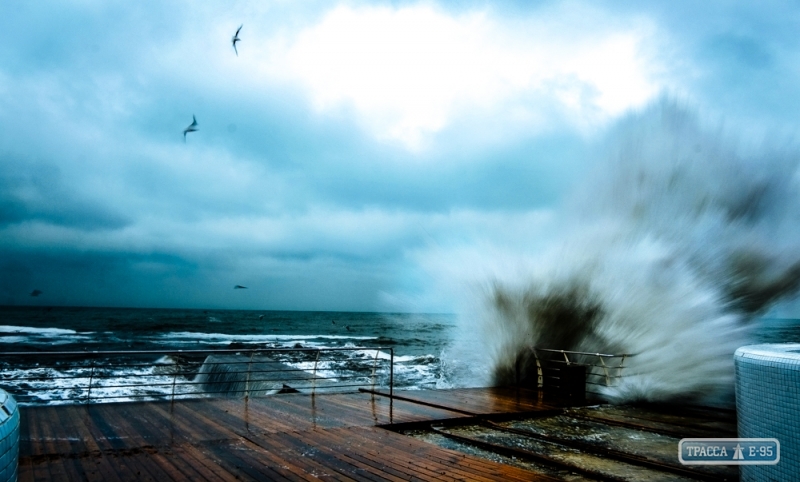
[
  {"left": 0, "top": 245, "right": 393, "bottom": 311},
  {"left": 0, "top": 158, "right": 130, "bottom": 229}
]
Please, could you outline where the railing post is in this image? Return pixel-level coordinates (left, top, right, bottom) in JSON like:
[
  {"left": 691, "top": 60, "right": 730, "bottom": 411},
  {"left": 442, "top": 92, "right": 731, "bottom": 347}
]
[
  {"left": 370, "top": 349, "right": 380, "bottom": 391},
  {"left": 532, "top": 348, "right": 543, "bottom": 388},
  {"left": 86, "top": 359, "right": 95, "bottom": 404},
  {"left": 598, "top": 356, "right": 610, "bottom": 386},
  {"left": 389, "top": 348, "right": 394, "bottom": 399},
  {"left": 171, "top": 363, "right": 178, "bottom": 405},
  {"left": 311, "top": 349, "right": 320, "bottom": 396},
  {"left": 245, "top": 350, "right": 255, "bottom": 402}
]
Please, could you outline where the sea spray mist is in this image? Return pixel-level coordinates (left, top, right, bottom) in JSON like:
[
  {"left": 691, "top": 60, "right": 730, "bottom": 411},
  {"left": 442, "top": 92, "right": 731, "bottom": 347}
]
[{"left": 436, "top": 100, "right": 800, "bottom": 405}]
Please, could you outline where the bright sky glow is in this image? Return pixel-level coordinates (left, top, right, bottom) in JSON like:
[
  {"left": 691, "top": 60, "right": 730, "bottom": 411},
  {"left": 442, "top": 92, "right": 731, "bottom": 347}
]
[{"left": 281, "top": 5, "right": 661, "bottom": 149}]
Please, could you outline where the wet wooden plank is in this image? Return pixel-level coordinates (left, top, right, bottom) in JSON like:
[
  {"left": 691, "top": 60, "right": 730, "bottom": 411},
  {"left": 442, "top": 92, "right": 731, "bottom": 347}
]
[
  {"left": 597, "top": 405, "right": 737, "bottom": 435},
  {"left": 291, "top": 428, "right": 484, "bottom": 482},
  {"left": 210, "top": 442, "right": 310, "bottom": 482},
  {"left": 330, "top": 392, "right": 470, "bottom": 425},
  {"left": 20, "top": 406, "right": 106, "bottom": 482},
  {"left": 17, "top": 405, "right": 40, "bottom": 457},
  {"left": 231, "top": 434, "right": 351, "bottom": 482},
  {"left": 194, "top": 439, "right": 298, "bottom": 481},
  {"left": 369, "top": 387, "right": 566, "bottom": 416},
  {"left": 146, "top": 400, "right": 236, "bottom": 443},
  {"left": 84, "top": 407, "right": 172, "bottom": 481},
  {"left": 176, "top": 443, "right": 242, "bottom": 482},
  {"left": 570, "top": 406, "right": 737, "bottom": 439},
  {"left": 27, "top": 406, "right": 66, "bottom": 456},
  {"left": 284, "top": 429, "right": 460, "bottom": 482},
  {"left": 50, "top": 406, "right": 119, "bottom": 482},
  {"left": 242, "top": 396, "right": 343, "bottom": 432},
  {"left": 290, "top": 427, "right": 556, "bottom": 482},
  {"left": 256, "top": 434, "right": 372, "bottom": 481},
  {"left": 276, "top": 431, "right": 409, "bottom": 482}
]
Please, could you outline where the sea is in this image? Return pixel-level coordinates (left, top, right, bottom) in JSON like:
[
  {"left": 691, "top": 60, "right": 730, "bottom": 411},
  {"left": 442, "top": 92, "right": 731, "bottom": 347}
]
[
  {"left": 0, "top": 306, "right": 459, "bottom": 405},
  {"left": 1, "top": 306, "right": 799, "bottom": 405}
]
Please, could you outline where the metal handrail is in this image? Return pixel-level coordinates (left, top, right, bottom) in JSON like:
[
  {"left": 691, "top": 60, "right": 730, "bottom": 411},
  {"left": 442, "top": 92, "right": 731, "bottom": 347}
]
[
  {"left": 0, "top": 347, "right": 395, "bottom": 406},
  {"left": 0, "top": 347, "right": 387, "bottom": 356},
  {"left": 531, "top": 348, "right": 636, "bottom": 358},
  {"left": 530, "top": 347, "right": 636, "bottom": 396}
]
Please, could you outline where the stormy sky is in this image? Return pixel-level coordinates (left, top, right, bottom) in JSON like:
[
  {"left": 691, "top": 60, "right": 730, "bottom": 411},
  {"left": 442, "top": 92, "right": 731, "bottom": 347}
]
[{"left": 2, "top": 1, "right": 799, "bottom": 311}]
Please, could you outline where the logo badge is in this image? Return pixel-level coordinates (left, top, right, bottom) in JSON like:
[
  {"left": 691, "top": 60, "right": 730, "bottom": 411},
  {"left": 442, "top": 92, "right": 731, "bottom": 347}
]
[{"left": 679, "top": 438, "right": 780, "bottom": 465}]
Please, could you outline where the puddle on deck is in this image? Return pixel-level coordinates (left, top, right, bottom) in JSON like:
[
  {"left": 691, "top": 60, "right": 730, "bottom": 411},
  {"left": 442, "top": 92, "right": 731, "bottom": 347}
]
[
  {"left": 404, "top": 429, "right": 594, "bottom": 481},
  {"left": 401, "top": 404, "right": 739, "bottom": 482}
]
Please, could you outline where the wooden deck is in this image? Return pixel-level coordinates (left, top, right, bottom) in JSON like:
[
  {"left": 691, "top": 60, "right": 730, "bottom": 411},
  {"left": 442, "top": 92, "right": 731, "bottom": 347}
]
[{"left": 18, "top": 387, "right": 567, "bottom": 481}]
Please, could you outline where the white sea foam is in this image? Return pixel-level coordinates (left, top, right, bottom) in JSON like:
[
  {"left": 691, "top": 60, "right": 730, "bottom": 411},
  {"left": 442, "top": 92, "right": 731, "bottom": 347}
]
[
  {"left": 429, "top": 101, "right": 800, "bottom": 405},
  {"left": 0, "top": 325, "right": 77, "bottom": 335},
  {"left": 0, "top": 325, "right": 94, "bottom": 346},
  {"left": 2, "top": 361, "right": 204, "bottom": 405},
  {"left": 158, "top": 332, "right": 378, "bottom": 343}
]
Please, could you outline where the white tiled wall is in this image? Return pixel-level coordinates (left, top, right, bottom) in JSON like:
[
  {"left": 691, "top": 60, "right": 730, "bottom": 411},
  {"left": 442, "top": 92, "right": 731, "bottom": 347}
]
[{"left": 736, "top": 344, "right": 800, "bottom": 482}]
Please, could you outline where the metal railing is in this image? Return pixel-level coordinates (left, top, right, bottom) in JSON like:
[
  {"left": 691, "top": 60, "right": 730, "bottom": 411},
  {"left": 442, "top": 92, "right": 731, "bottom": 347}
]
[
  {"left": 0, "top": 347, "right": 394, "bottom": 406},
  {"left": 530, "top": 347, "right": 634, "bottom": 397}
]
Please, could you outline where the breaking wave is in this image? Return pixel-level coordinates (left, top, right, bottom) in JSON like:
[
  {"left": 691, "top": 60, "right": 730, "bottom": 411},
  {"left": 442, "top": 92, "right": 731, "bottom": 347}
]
[{"left": 450, "top": 101, "right": 800, "bottom": 405}]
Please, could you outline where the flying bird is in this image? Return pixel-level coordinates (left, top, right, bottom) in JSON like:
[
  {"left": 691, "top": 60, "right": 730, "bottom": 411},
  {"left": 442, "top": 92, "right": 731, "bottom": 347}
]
[
  {"left": 232, "top": 24, "right": 242, "bottom": 56},
  {"left": 30, "top": 289, "right": 42, "bottom": 297},
  {"left": 183, "top": 115, "right": 198, "bottom": 141},
  {"left": 234, "top": 285, "right": 248, "bottom": 289}
]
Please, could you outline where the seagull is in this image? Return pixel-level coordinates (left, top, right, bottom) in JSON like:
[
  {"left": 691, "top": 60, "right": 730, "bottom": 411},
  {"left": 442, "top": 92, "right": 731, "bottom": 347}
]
[
  {"left": 183, "top": 115, "right": 198, "bottom": 141},
  {"left": 30, "top": 289, "right": 42, "bottom": 297},
  {"left": 234, "top": 285, "right": 248, "bottom": 289},
  {"left": 232, "top": 24, "right": 242, "bottom": 56}
]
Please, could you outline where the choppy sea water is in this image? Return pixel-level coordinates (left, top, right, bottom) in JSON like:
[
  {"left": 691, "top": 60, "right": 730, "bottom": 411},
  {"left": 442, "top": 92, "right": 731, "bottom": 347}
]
[
  {"left": 0, "top": 306, "right": 798, "bottom": 405},
  {"left": 0, "top": 307, "right": 457, "bottom": 404}
]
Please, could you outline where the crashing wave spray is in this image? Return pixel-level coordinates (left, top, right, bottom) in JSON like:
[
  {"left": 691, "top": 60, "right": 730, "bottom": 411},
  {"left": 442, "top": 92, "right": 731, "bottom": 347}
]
[{"left": 482, "top": 101, "right": 800, "bottom": 405}]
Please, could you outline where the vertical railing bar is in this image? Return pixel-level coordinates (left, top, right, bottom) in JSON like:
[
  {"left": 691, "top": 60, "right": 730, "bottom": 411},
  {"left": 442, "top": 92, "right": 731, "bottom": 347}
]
[
  {"left": 389, "top": 348, "right": 394, "bottom": 400},
  {"left": 171, "top": 361, "right": 178, "bottom": 406},
  {"left": 312, "top": 349, "right": 320, "bottom": 397},
  {"left": 245, "top": 350, "right": 255, "bottom": 402},
  {"left": 370, "top": 349, "right": 380, "bottom": 391},
  {"left": 86, "top": 358, "right": 95, "bottom": 404},
  {"left": 599, "top": 356, "right": 610, "bottom": 386}
]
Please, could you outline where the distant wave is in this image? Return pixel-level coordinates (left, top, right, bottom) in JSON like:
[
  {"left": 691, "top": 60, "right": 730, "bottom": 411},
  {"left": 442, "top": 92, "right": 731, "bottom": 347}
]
[
  {"left": 0, "top": 325, "right": 79, "bottom": 335},
  {"left": 0, "top": 325, "right": 94, "bottom": 345},
  {"left": 158, "top": 331, "right": 379, "bottom": 343}
]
